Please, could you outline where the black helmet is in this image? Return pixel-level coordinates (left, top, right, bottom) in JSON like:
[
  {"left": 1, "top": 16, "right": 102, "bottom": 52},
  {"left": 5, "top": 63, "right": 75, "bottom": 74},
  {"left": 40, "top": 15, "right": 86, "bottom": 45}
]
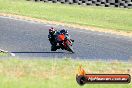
[{"left": 60, "top": 29, "right": 67, "bottom": 34}]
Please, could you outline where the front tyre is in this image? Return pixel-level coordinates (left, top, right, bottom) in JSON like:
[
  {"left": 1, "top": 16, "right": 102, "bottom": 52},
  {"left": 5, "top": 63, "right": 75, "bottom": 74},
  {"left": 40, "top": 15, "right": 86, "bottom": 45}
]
[{"left": 66, "top": 41, "right": 74, "bottom": 53}]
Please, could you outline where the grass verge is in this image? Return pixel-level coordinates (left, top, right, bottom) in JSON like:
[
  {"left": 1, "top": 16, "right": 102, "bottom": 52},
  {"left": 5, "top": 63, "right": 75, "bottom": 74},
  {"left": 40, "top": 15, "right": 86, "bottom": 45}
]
[
  {"left": 0, "top": 0, "right": 132, "bottom": 32},
  {"left": 0, "top": 52, "right": 8, "bottom": 56},
  {"left": 0, "top": 58, "right": 131, "bottom": 88}
]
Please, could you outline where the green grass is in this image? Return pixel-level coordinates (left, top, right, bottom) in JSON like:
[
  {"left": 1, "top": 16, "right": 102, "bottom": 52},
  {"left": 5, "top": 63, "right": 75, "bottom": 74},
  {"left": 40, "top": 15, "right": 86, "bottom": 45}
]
[
  {"left": 0, "top": 58, "right": 131, "bottom": 88},
  {"left": 0, "top": 52, "right": 8, "bottom": 56},
  {"left": 0, "top": 0, "right": 132, "bottom": 31}
]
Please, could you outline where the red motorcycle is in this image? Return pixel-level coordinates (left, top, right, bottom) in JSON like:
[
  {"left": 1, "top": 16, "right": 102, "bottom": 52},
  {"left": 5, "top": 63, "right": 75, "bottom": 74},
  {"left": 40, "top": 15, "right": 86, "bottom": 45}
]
[{"left": 57, "top": 34, "right": 74, "bottom": 53}]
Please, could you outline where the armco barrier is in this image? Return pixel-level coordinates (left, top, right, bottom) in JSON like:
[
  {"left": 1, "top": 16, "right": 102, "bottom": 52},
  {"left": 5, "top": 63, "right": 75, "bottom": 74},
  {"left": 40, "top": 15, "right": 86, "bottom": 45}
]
[{"left": 32, "top": 0, "right": 132, "bottom": 8}]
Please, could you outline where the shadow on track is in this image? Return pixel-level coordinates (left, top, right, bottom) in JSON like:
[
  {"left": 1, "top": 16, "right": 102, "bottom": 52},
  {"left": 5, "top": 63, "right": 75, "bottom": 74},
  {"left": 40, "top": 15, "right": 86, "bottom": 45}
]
[{"left": 11, "top": 51, "right": 65, "bottom": 54}]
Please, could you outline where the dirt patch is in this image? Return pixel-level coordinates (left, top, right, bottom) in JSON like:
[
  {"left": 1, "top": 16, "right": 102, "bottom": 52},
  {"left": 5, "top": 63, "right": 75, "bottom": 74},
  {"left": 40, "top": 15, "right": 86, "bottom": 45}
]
[{"left": 0, "top": 13, "right": 132, "bottom": 37}]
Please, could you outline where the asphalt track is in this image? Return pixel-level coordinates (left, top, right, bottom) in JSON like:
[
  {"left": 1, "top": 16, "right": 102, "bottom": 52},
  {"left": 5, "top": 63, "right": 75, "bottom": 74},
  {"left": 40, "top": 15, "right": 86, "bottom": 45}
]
[{"left": 0, "top": 16, "right": 132, "bottom": 60}]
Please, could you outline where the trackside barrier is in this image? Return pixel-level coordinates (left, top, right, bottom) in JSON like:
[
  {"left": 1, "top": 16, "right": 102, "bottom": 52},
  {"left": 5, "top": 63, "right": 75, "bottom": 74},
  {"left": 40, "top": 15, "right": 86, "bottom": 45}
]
[{"left": 31, "top": 0, "right": 132, "bottom": 8}]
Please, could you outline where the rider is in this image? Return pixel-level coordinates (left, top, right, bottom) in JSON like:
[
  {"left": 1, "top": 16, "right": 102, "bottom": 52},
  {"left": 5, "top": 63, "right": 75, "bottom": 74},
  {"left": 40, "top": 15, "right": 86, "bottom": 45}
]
[
  {"left": 48, "top": 27, "right": 74, "bottom": 51},
  {"left": 48, "top": 27, "right": 58, "bottom": 51}
]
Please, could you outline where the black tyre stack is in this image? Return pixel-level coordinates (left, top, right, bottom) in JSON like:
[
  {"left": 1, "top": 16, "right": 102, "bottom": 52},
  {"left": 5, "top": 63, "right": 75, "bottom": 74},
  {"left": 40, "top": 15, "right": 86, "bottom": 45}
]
[{"left": 32, "top": 0, "right": 132, "bottom": 8}]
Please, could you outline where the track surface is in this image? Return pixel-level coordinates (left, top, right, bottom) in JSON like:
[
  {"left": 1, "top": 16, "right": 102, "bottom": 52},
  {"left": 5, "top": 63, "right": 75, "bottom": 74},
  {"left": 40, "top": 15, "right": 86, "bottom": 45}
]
[{"left": 0, "top": 16, "right": 132, "bottom": 60}]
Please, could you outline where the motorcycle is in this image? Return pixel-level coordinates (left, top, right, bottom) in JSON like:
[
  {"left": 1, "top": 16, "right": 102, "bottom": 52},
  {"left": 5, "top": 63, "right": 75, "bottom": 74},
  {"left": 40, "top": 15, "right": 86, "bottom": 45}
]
[{"left": 56, "top": 33, "right": 74, "bottom": 53}]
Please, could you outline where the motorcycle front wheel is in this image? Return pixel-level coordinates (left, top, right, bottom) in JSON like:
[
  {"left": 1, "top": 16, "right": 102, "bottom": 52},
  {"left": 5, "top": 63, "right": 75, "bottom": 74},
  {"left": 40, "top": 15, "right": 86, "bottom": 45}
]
[{"left": 66, "top": 40, "right": 74, "bottom": 53}]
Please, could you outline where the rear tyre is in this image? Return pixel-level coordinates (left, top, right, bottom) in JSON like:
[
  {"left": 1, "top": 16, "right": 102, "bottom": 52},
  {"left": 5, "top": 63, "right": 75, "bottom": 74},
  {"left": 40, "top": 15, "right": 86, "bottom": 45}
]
[{"left": 51, "top": 46, "right": 57, "bottom": 51}]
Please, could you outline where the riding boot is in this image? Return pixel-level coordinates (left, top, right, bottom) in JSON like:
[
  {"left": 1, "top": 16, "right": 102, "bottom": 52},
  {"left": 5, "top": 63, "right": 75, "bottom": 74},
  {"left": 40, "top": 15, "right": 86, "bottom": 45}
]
[{"left": 70, "top": 39, "right": 74, "bottom": 42}]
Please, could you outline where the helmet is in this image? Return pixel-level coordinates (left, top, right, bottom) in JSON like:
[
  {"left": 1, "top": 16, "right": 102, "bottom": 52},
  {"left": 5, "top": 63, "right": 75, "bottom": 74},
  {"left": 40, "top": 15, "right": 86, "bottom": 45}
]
[
  {"left": 60, "top": 29, "right": 68, "bottom": 34},
  {"left": 49, "top": 27, "right": 55, "bottom": 34}
]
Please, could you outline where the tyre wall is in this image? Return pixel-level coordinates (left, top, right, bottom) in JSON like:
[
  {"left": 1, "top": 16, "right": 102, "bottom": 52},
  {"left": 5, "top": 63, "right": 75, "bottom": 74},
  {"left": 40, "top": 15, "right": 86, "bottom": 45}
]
[{"left": 32, "top": 0, "right": 132, "bottom": 8}]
